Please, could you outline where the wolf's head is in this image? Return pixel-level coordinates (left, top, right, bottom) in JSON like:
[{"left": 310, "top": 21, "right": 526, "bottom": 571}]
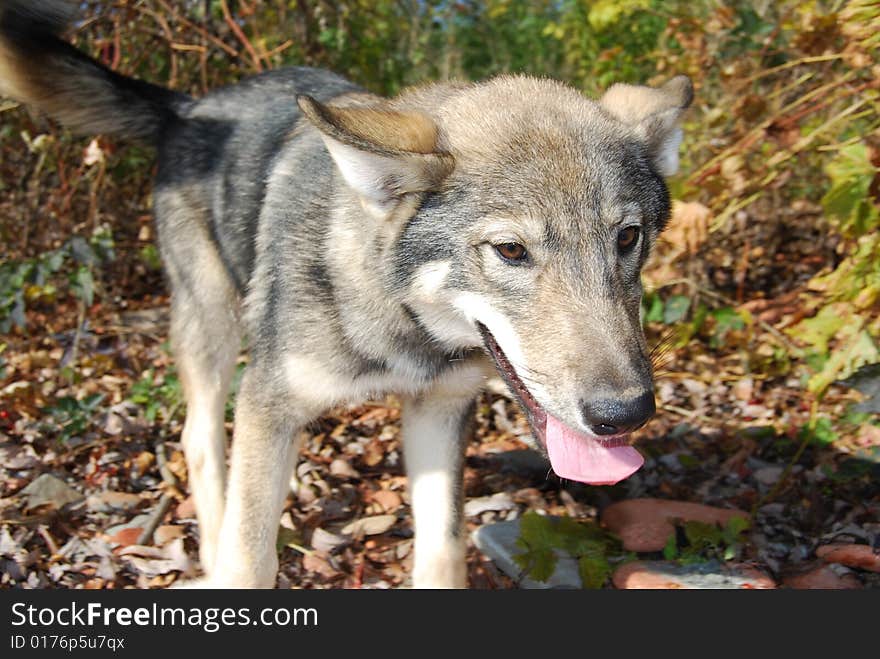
[{"left": 299, "top": 74, "right": 693, "bottom": 485}]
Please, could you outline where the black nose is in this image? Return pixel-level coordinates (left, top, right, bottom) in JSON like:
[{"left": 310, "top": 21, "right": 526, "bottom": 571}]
[{"left": 581, "top": 391, "right": 656, "bottom": 436}]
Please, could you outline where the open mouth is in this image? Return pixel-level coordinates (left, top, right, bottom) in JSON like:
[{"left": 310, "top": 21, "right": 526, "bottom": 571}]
[{"left": 478, "top": 323, "right": 644, "bottom": 486}]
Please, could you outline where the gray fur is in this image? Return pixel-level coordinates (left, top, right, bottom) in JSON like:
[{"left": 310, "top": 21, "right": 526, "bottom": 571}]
[{"left": 1, "top": 2, "right": 692, "bottom": 588}]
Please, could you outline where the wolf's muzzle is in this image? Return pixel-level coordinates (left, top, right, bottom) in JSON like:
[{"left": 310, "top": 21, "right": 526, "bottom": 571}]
[{"left": 580, "top": 390, "right": 656, "bottom": 436}]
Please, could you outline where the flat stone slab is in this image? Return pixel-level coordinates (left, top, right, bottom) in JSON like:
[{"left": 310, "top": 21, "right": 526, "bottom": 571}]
[
  {"left": 613, "top": 560, "right": 776, "bottom": 589},
  {"left": 472, "top": 518, "right": 581, "bottom": 589}
]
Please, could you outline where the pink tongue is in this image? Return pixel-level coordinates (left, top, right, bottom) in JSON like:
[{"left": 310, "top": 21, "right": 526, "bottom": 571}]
[{"left": 545, "top": 415, "right": 644, "bottom": 485}]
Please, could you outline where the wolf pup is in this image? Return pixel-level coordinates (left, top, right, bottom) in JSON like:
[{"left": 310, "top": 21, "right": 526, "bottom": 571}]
[{"left": 1, "top": 1, "right": 692, "bottom": 588}]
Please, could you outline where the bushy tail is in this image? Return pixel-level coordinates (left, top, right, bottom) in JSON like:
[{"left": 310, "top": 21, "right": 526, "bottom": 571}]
[{"left": 0, "top": 0, "right": 188, "bottom": 141}]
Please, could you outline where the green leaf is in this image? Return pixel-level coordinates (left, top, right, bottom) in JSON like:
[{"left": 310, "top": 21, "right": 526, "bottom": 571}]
[
  {"left": 662, "top": 532, "right": 678, "bottom": 560},
  {"left": 806, "top": 324, "right": 879, "bottom": 396},
  {"left": 517, "top": 511, "right": 558, "bottom": 549},
  {"left": 806, "top": 416, "right": 838, "bottom": 446},
  {"left": 588, "top": 0, "right": 651, "bottom": 31},
  {"left": 70, "top": 267, "right": 94, "bottom": 307},
  {"left": 89, "top": 226, "right": 116, "bottom": 262},
  {"left": 710, "top": 307, "right": 746, "bottom": 348},
  {"left": 68, "top": 236, "right": 96, "bottom": 265},
  {"left": 578, "top": 555, "right": 611, "bottom": 589},
  {"left": 821, "top": 143, "right": 879, "bottom": 237},
  {"left": 276, "top": 526, "right": 303, "bottom": 553},
  {"left": 724, "top": 516, "right": 750, "bottom": 540},
  {"left": 663, "top": 295, "right": 691, "bottom": 324},
  {"left": 139, "top": 244, "right": 162, "bottom": 271},
  {"left": 683, "top": 520, "right": 723, "bottom": 551},
  {"left": 513, "top": 545, "right": 557, "bottom": 582},
  {"left": 514, "top": 512, "right": 620, "bottom": 585},
  {"left": 793, "top": 305, "right": 846, "bottom": 354},
  {"left": 644, "top": 293, "right": 664, "bottom": 324}
]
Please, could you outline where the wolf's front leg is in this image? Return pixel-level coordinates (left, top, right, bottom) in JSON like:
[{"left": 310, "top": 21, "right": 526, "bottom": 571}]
[
  {"left": 402, "top": 367, "right": 484, "bottom": 588},
  {"left": 211, "top": 369, "right": 311, "bottom": 588}
]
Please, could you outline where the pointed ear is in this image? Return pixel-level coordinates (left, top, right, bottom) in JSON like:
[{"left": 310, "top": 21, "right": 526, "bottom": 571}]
[
  {"left": 297, "top": 95, "right": 454, "bottom": 218},
  {"left": 600, "top": 75, "right": 693, "bottom": 177}
]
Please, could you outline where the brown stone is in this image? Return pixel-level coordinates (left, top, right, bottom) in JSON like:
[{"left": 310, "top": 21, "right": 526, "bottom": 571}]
[
  {"left": 601, "top": 498, "right": 749, "bottom": 552},
  {"left": 816, "top": 543, "right": 880, "bottom": 573},
  {"left": 783, "top": 564, "right": 862, "bottom": 589},
  {"left": 613, "top": 560, "right": 775, "bottom": 589}
]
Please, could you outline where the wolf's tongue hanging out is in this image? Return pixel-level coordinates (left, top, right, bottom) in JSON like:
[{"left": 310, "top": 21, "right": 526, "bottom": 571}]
[
  {"left": 544, "top": 416, "right": 644, "bottom": 485},
  {"left": 479, "top": 324, "right": 645, "bottom": 485}
]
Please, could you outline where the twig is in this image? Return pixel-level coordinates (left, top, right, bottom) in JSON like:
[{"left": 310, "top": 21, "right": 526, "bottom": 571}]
[
  {"left": 659, "top": 403, "right": 716, "bottom": 426},
  {"left": 709, "top": 192, "right": 762, "bottom": 233},
  {"left": 285, "top": 541, "right": 315, "bottom": 557},
  {"left": 137, "top": 418, "right": 183, "bottom": 546},
  {"left": 37, "top": 524, "right": 60, "bottom": 556},
  {"left": 136, "top": 5, "right": 179, "bottom": 88},
  {"left": 750, "top": 404, "right": 816, "bottom": 515},
  {"left": 696, "top": 285, "right": 804, "bottom": 357},
  {"left": 135, "top": 495, "right": 174, "bottom": 546},
  {"left": 263, "top": 39, "right": 294, "bottom": 60},
  {"left": 743, "top": 54, "right": 845, "bottom": 84},
  {"left": 154, "top": 432, "right": 181, "bottom": 488},
  {"left": 66, "top": 303, "right": 87, "bottom": 387},
  {"left": 220, "top": 0, "right": 263, "bottom": 72},
  {"left": 688, "top": 72, "right": 857, "bottom": 185},
  {"left": 153, "top": 0, "right": 240, "bottom": 58}
]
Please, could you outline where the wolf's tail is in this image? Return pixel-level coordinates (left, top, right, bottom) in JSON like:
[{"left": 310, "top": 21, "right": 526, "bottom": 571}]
[{"left": 0, "top": 0, "right": 188, "bottom": 141}]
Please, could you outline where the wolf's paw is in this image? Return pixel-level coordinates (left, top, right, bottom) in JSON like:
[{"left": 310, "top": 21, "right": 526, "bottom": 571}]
[{"left": 169, "top": 576, "right": 214, "bottom": 589}]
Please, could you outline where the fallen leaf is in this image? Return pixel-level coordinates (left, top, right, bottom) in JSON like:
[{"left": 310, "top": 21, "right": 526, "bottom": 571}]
[
  {"left": 371, "top": 489, "right": 402, "bottom": 512},
  {"left": 342, "top": 514, "right": 397, "bottom": 538},
  {"left": 20, "top": 474, "right": 84, "bottom": 510},
  {"left": 311, "top": 527, "right": 349, "bottom": 553},
  {"left": 302, "top": 552, "right": 341, "bottom": 579}
]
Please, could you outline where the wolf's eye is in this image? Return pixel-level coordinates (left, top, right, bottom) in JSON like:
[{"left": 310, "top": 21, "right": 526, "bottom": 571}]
[
  {"left": 617, "top": 226, "right": 640, "bottom": 254},
  {"left": 494, "top": 242, "right": 528, "bottom": 263}
]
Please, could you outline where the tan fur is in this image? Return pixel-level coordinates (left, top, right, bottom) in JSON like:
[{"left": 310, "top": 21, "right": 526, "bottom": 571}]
[
  {"left": 0, "top": 39, "right": 31, "bottom": 101},
  {"left": 600, "top": 75, "right": 694, "bottom": 125},
  {"left": 298, "top": 95, "right": 441, "bottom": 155}
]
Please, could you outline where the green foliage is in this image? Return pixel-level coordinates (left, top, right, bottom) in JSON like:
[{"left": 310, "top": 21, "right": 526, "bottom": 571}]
[
  {"left": 643, "top": 293, "right": 665, "bottom": 324},
  {"left": 41, "top": 393, "right": 105, "bottom": 443},
  {"left": 822, "top": 144, "right": 880, "bottom": 238},
  {"left": 0, "top": 226, "right": 115, "bottom": 332},
  {"left": 799, "top": 416, "right": 839, "bottom": 447},
  {"left": 663, "top": 295, "right": 691, "bottom": 324},
  {"left": 709, "top": 307, "right": 747, "bottom": 349},
  {"left": 821, "top": 457, "right": 875, "bottom": 484},
  {"left": 513, "top": 512, "right": 628, "bottom": 588},
  {"left": 643, "top": 291, "right": 751, "bottom": 352},
  {"left": 129, "top": 368, "right": 183, "bottom": 423},
  {"left": 587, "top": 0, "right": 651, "bottom": 31},
  {"left": 138, "top": 244, "right": 163, "bottom": 272},
  {"left": 662, "top": 517, "right": 751, "bottom": 564}
]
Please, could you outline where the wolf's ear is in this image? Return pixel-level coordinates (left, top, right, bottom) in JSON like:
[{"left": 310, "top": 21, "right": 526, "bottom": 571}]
[
  {"left": 600, "top": 75, "right": 693, "bottom": 177},
  {"left": 297, "top": 95, "right": 453, "bottom": 218}
]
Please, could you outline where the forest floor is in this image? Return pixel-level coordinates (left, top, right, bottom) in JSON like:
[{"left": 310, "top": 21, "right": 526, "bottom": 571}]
[{"left": 1, "top": 199, "right": 878, "bottom": 590}]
